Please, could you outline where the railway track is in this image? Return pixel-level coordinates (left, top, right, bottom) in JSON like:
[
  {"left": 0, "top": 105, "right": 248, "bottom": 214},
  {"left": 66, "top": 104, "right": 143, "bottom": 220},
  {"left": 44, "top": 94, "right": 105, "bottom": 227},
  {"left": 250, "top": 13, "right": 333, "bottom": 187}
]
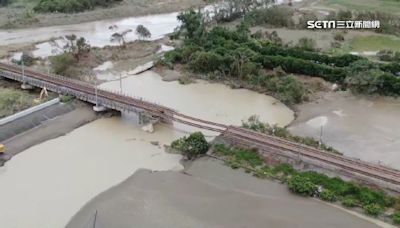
[{"left": 1, "top": 62, "right": 399, "bottom": 187}]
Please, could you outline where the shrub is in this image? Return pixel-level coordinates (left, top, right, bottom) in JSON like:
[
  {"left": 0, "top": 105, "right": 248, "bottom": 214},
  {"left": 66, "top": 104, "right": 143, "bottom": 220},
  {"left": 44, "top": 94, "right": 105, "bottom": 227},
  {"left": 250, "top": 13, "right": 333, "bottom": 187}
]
[
  {"left": 244, "top": 6, "right": 294, "bottom": 27},
  {"left": 288, "top": 175, "right": 317, "bottom": 196},
  {"left": 34, "top": 0, "right": 122, "bottom": 13},
  {"left": 171, "top": 132, "right": 209, "bottom": 159},
  {"left": 342, "top": 197, "right": 358, "bottom": 208},
  {"left": 59, "top": 95, "right": 74, "bottom": 103},
  {"left": 49, "top": 53, "right": 76, "bottom": 75},
  {"left": 363, "top": 204, "right": 383, "bottom": 216},
  {"left": 136, "top": 25, "right": 151, "bottom": 40},
  {"left": 296, "top": 37, "right": 316, "bottom": 51},
  {"left": 334, "top": 33, "right": 345, "bottom": 41},
  {"left": 393, "top": 212, "right": 400, "bottom": 224},
  {"left": 320, "top": 190, "right": 337, "bottom": 202}
]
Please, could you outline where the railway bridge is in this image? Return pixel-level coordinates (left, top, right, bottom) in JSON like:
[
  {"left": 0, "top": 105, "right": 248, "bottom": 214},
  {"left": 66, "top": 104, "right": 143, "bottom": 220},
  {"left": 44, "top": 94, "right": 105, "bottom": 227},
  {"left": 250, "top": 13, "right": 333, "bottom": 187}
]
[{"left": 1, "top": 62, "right": 400, "bottom": 192}]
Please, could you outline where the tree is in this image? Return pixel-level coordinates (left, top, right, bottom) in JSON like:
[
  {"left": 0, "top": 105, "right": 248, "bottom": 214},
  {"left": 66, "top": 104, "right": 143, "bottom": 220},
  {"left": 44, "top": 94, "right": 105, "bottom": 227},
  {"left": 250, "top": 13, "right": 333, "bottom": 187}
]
[
  {"left": 111, "top": 29, "right": 132, "bottom": 47},
  {"left": 177, "top": 10, "right": 205, "bottom": 40},
  {"left": 171, "top": 132, "right": 209, "bottom": 159},
  {"left": 136, "top": 25, "right": 151, "bottom": 40},
  {"left": 0, "top": 0, "right": 10, "bottom": 6},
  {"left": 64, "top": 34, "right": 91, "bottom": 60},
  {"left": 49, "top": 53, "right": 75, "bottom": 75}
]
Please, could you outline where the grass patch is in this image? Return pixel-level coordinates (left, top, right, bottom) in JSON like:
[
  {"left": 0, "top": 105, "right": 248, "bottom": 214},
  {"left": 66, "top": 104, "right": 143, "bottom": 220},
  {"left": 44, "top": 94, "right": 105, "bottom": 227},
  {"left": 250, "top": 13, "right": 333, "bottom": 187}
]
[
  {"left": 212, "top": 143, "right": 400, "bottom": 222},
  {"left": 319, "top": 0, "right": 400, "bottom": 16},
  {"left": 350, "top": 35, "right": 400, "bottom": 52},
  {"left": 0, "top": 88, "right": 35, "bottom": 118}
]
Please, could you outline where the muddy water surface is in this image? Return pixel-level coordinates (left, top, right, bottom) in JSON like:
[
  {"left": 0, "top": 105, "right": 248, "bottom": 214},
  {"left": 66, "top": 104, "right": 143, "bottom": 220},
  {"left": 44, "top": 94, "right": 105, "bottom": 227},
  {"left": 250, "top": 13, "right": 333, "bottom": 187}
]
[
  {"left": 0, "top": 72, "right": 294, "bottom": 228},
  {"left": 289, "top": 92, "right": 400, "bottom": 169},
  {"left": 100, "top": 71, "right": 294, "bottom": 127}
]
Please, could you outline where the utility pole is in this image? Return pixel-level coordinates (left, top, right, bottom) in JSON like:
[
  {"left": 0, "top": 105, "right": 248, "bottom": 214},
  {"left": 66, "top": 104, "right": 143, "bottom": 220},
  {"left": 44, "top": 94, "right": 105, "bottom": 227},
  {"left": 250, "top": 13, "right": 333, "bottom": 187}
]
[
  {"left": 94, "top": 78, "right": 98, "bottom": 107},
  {"left": 21, "top": 59, "right": 25, "bottom": 84},
  {"left": 119, "top": 72, "right": 122, "bottom": 93},
  {"left": 319, "top": 125, "right": 324, "bottom": 148},
  {"left": 92, "top": 210, "right": 98, "bottom": 228}
]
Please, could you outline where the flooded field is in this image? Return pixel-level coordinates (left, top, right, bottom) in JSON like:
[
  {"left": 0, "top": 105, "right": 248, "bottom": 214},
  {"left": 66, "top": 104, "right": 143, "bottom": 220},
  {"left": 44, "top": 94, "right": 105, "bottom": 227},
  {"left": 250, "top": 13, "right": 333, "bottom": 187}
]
[{"left": 289, "top": 92, "right": 400, "bottom": 169}]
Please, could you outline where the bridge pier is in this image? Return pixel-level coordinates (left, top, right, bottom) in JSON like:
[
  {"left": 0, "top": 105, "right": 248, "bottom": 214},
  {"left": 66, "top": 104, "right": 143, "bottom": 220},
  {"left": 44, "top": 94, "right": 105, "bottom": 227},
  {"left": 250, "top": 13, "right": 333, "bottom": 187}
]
[
  {"left": 21, "top": 82, "right": 34, "bottom": 90},
  {"left": 93, "top": 105, "right": 108, "bottom": 112}
]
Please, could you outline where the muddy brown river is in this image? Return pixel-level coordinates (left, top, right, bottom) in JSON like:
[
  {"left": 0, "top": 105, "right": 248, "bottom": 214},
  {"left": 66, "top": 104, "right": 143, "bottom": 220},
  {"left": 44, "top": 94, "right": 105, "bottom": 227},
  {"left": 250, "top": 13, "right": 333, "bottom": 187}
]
[{"left": 0, "top": 71, "right": 294, "bottom": 228}]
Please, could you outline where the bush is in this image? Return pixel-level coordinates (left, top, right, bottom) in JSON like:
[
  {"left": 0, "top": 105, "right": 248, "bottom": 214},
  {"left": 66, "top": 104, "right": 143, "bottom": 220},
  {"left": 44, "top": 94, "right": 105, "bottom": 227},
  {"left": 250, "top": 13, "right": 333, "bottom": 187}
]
[
  {"left": 171, "top": 132, "right": 209, "bottom": 159},
  {"left": 320, "top": 190, "right": 337, "bottom": 202},
  {"left": 288, "top": 175, "right": 317, "bottom": 196},
  {"left": 393, "top": 212, "right": 400, "bottom": 224},
  {"left": 34, "top": 0, "right": 122, "bottom": 13},
  {"left": 49, "top": 53, "right": 76, "bottom": 75},
  {"left": 213, "top": 144, "right": 264, "bottom": 169},
  {"left": 363, "top": 204, "right": 383, "bottom": 217},
  {"left": 136, "top": 25, "right": 151, "bottom": 40},
  {"left": 334, "top": 33, "right": 345, "bottom": 42},
  {"left": 296, "top": 37, "right": 316, "bottom": 51},
  {"left": 59, "top": 95, "right": 74, "bottom": 103},
  {"left": 245, "top": 6, "right": 294, "bottom": 27},
  {"left": 342, "top": 197, "right": 359, "bottom": 208}
]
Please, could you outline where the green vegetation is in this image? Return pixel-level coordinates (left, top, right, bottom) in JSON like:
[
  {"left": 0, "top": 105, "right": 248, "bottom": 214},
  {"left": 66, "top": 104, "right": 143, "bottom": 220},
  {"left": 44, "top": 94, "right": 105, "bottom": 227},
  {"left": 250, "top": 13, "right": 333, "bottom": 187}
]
[
  {"left": 0, "top": 88, "right": 34, "bottom": 118},
  {"left": 136, "top": 25, "right": 151, "bottom": 40},
  {"left": 350, "top": 35, "right": 400, "bottom": 52},
  {"left": 50, "top": 34, "right": 91, "bottom": 76},
  {"left": 393, "top": 212, "right": 400, "bottom": 224},
  {"left": 363, "top": 204, "right": 383, "bottom": 216},
  {"left": 50, "top": 53, "right": 75, "bottom": 75},
  {"left": 213, "top": 144, "right": 399, "bottom": 221},
  {"left": 242, "top": 116, "right": 341, "bottom": 154},
  {"left": 34, "top": 0, "right": 122, "bottom": 13},
  {"left": 244, "top": 6, "right": 294, "bottom": 28},
  {"left": 288, "top": 175, "right": 317, "bottom": 196},
  {"left": 164, "top": 10, "right": 400, "bottom": 103},
  {"left": 320, "top": 189, "right": 337, "bottom": 202},
  {"left": 319, "top": 0, "right": 400, "bottom": 16},
  {"left": 59, "top": 95, "right": 74, "bottom": 103},
  {"left": 171, "top": 132, "right": 209, "bottom": 159},
  {"left": 377, "top": 50, "right": 400, "bottom": 62},
  {"left": 342, "top": 196, "right": 359, "bottom": 208},
  {"left": 0, "top": 0, "right": 10, "bottom": 6}
]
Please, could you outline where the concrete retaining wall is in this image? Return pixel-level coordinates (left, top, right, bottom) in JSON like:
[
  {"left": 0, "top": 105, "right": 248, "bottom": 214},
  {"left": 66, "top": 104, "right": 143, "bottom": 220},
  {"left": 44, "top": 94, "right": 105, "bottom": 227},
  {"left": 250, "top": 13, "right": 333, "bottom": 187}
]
[{"left": 0, "top": 98, "right": 60, "bottom": 126}]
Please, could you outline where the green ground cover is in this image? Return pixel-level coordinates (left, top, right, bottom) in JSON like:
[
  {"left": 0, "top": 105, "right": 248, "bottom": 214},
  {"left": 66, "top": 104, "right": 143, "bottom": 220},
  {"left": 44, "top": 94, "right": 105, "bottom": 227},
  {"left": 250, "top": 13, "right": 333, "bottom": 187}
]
[{"left": 350, "top": 35, "right": 400, "bottom": 52}]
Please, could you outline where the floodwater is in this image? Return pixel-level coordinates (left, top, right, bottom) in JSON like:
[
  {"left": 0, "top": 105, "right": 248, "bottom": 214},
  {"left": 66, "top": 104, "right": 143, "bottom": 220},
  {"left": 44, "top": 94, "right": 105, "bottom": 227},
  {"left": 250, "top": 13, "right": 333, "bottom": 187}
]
[
  {"left": 99, "top": 71, "right": 294, "bottom": 128},
  {"left": 0, "top": 71, "right": 294, "bottom": 228},
  {"left": 66, "top": 157, "right": 384, "bottom": 228},
  {"left": 0, "top": 12, "right": 180, "bottom": 59},
  {"left": 289, "top": 92, "right": 400, "bottom": 169},
  {"left": 0, "top": 118, "right": 184, "bottom": 228}
]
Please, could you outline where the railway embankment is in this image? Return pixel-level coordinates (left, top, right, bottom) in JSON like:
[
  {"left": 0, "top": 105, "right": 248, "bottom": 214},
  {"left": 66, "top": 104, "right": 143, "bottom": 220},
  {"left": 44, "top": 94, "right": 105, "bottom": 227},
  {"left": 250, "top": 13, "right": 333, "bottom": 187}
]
[{"left": 0, "top": 101, "right": 99, "bottom": 166}]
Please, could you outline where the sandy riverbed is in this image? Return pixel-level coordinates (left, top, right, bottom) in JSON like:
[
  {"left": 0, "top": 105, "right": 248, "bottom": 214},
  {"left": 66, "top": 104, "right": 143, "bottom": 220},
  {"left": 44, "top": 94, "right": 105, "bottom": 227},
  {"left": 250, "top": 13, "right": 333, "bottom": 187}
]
[{"left": 66, "top": 157, "right": 384, "bottom": 228}]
